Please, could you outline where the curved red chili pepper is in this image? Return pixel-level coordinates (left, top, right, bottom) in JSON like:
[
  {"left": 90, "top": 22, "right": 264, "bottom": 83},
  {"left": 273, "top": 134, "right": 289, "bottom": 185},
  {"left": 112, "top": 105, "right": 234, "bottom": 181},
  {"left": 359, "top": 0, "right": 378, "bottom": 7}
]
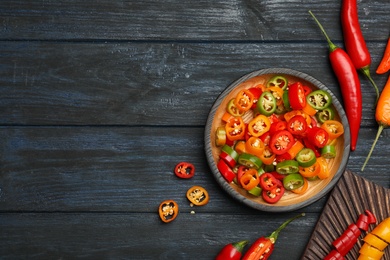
[
  {"left": 309, "top": 11, "right": 362, "bottom": 151},
  {"left": 341, "top": 0, "right": 380, "bottom": 100}
]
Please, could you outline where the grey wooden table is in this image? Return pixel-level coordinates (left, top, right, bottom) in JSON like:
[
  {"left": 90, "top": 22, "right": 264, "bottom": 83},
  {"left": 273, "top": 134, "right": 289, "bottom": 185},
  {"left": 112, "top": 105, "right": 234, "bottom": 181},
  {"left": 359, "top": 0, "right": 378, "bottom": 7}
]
[{"left": 0, "top": 1, "right": 389, "bottom": 259}]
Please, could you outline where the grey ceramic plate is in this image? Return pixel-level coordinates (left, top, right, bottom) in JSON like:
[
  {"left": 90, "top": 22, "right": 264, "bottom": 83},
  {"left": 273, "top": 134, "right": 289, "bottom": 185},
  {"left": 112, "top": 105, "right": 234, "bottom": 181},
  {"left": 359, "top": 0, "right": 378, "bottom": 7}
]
[{"left": 204, "top": 68, "right": 350, "bottom": 212}]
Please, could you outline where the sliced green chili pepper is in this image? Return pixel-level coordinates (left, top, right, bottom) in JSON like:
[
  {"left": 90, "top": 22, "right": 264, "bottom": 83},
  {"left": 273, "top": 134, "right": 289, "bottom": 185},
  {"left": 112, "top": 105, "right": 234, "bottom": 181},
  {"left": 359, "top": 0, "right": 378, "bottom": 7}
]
[
  {"left": 221, "top": 145, "right": 239, "bottom": 162},
  {"left": 266, "top": 75, "right": 288, "bottom": 90},
  {"left": 238, "top": 153, "right": 263, "bottom": 169},
  {"left": 275, "top": 160, "right": 299, "bottom": 175},
  {"left": 306, "top": 90, "right": 332, "bottom": 110},
  {"left": 257, "top": 91, "right": 276, "bottom": 116},
  {"left": 227, "top": 98, "right": 245, "bottom": 117},
  {"left": 321, "top": 144, "right": 337, "bottom": 159},
  {"left": 316, "top": 107, "right": 335, "bottom": 123},
  {"left": 283, "top": 173, "right": 304, "bottom": 190},
  {"left": 282, "top": 90, "right": 292, "bottom": 112},
  {"left": 296, "top": 148, "right": 317, "bottom": 167},
  {"left": 248, "top": 186, "right": 262, "bottom": 196}
]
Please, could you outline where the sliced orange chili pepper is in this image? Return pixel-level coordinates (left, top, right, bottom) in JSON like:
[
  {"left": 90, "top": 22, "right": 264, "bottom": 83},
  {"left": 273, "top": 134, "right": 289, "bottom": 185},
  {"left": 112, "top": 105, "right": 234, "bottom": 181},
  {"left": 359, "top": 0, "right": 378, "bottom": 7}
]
[
  {"left": 222, "top": 112, "right": 233, "bottom": 123},
  {"left": 248, "top": 114, "right": 271, "bottom": 137},
  {"left": 239, "top": 168, "right": 259, "bottom": 191},
  {"left": 158, "top": 200, "right": 179, "bottom": 223},
  {"left": 259, "top": 146, "right": 275, "bottom": 165},
  {"left": 316, "top": 156, "right": 330, "bottom": 179},
  {"left": 321, "top": 120, "right": 344, "bottom": 140},
  {"left": 225, "top": 117, "right": 246, "bottom": 141},
  {"left": 299, "top": 161, "right": 320, "bottom": 178},
  {"left": 287, "top": 140, "right": 304, "bottom": 159},
  {"left": 234, "top": 140, "right": 246, "bottom": 154},
  {"left": 267, "top": 86, "right": 284, "bottom": 105},
  {"left": 291, "top": 177, "right": 309, "bottom": 194},
  {"left": 245, "top": 136, "right": 265, "bottom": 157},
  {"left": 234, "top": 89, "right": 255, "bottom": 112},
  {"left": 302, "top": 101, "right": 317, "bottom": 116},
  {"left": 186, "top": 186, "right": 210, "bottom": 206}
]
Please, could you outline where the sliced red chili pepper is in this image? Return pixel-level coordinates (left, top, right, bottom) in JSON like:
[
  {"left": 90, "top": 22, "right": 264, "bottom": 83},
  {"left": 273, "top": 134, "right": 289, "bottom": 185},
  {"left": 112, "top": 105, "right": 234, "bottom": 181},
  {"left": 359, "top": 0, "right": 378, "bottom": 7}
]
[
  {"left": 248, "top": 87, "right": 263, "bottom": 109},
  {"left": 236, "top": 165, "right": 250, "bottom": 183},
  {"left": 158, "top": 200, "right": 179, "bottom": 223},
  {"left": 274, "top": 152, "right": 292, "bottom": 164},
  {"left": 303, "top": 138, "right": 321, "bottom": 157},
  {"left": 186, "top": 186, "right": 209, "bottom": 206},
  {"left": 262, "top": 179, "right": 284, "bottom": 204},
  {"left": 269, "top": 121, "right": 287, "bottom": 136},
  {"left": 270, "top": 171, "right": 285, "bottom": 181},
  {"left": 225, "top": 117, "right": 246, "bottom": 141},
  {"left": 287, "top": 115, "right": 307, "bottom": 136},
  {"left": 217, "top": 159, "right": 236, "bottom": 183},
  {"left": 288, "top": 82, "right": 307, "bottom": 110},
  {"left": 269, "top": 130, "right": 294, "bottom": 155},
  {"left": 220, "top": 145, "right": 239, "bottom": 168},
  {"left": 259, "top": 173, "right": 279, "bottom": 191},
  {"left": 303, "top": 85, "right": 312, "bottom": 96},
  {"left": 174, "top": 162, "right": 195, "bottom": 179},
  {"left": 307, "top": 126, "right": 329, "bottom": 148},
  {"left": 324, "top": 249, "right": 344, "bottom": 260}
]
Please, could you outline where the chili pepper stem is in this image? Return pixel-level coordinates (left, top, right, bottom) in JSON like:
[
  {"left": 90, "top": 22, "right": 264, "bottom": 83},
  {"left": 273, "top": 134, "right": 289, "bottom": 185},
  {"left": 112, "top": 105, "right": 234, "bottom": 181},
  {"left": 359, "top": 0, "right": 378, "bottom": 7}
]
[
  {"left": 233, "top": 240, "right": 249, "bottom": 252},
  {"left": 361, "top": 124, "right": 384, "bottom": 171},
  {"left": 268, "top": 213, "right": 305, "bottom": 242},
  {"left": 308, "top": 11, "right": 338, "bottom": 53},
  {"left": 360, "top": 66, "right": 380, "bottom": 104}
]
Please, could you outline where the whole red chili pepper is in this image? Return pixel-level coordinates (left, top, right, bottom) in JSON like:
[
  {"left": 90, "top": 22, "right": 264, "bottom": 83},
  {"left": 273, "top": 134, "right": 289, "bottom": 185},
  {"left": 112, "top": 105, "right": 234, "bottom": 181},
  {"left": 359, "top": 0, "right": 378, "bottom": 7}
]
[
  {"left": 309, "top": 11, "right": 362, "bottom": 151},
  {"left": 215, "top": 240, "right": 249, "bottom": 260},
  {"left": 242, "top": 213, "right": 305, "bottom": 260},
  {"left": 341, "top": 0, "right": 380, "bottom": 101}
]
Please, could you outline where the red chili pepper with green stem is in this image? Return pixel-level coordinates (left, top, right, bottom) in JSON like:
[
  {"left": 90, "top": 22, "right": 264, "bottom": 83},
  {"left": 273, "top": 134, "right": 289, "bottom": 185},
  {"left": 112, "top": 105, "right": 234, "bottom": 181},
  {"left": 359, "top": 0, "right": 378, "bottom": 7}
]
[
  {"left": 341, "top": 0, "right": 380, "bottom": 101},
  {"left": 242, "top": 213, "right": 305, "bottom": 260},
  {"left": 215, "top": 240, "right": 249, "bottom": 260},
  {"left": 309, "top": 11, "right": 362, "bottom": 151}
]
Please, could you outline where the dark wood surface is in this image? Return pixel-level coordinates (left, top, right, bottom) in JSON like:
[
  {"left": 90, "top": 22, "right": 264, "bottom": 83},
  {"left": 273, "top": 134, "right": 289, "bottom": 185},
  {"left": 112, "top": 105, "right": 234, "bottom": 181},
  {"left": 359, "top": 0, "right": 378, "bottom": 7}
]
[{"left": 0, "top": 1, "right": 389, "bottom": 259}]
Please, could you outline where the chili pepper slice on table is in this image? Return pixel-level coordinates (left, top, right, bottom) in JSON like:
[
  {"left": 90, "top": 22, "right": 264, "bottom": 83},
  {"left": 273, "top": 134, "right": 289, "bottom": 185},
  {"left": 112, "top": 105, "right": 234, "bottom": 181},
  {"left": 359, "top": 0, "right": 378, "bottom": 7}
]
[
  {"left": 242, "top": 213, "right": 305, "bottom": 260},
  {"left": 376, "top": 37, "right": 390, "bottom": 75},
  {"left": 362, "top": 76, "right": 390, "bottom": 171},
  {"left": 215, "top": 240, "right": 249, "bottom": 260},
  {"left": 174, "top": 162, "right": 195, "bottom": 179},
  {"left": 186, "top": 186, "right": 209, "bottom": 206},
  {"left": 309, "top": 10, "right": 362, "bottom": 151},
  {"left": 158, "top": 200, "right": 179, "bottom": 223},
  {"left": 341, "top": 0, "right": 380, "bottom": 101}
]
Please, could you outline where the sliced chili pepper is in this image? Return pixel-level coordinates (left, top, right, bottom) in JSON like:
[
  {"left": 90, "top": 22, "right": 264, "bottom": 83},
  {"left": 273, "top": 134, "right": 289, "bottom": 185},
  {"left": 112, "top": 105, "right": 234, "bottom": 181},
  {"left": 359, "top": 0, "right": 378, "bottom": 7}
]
[
  {"left": 288, "top": 82, "right": 307, "bottom": 110},
  {"left": 287, "top": 139, "right": 304, "bottom": 159},
  {"left": 248, "top": 186, "right": 262, "bottom": 196},
  {"left": 274, "top": 152, "right": 292, "bottom": 164},
  {"left": 269, "top": 121, "right": 287, "bottom": 136},
  {"left": 307, "top": 126, "right": 329, "bottom": 148},
  {"left": 275, "top": 159, "right": 299, "bottom": 175},
  {"left": 234, "top": 89, "right": 255, "bottom": 112},
  {"left": 248, "top": 87, "right": 263, "bottom": 109},
  {"left": 321, "top": 144, "right": 336, "bottom": 159},
  {"left": 359, "top": 243, "right": 384, "bottom": 259},
  {"left": 269, "top": 130, "right": 294, "bottom": 155},
  {"left": 302, "top": 101, "right": 317, "bottom": 116},
  {"left": 299, "top": 160, "right": 320, "bottom": 178},
  {"left": 227, "top": 98, "right": 245, "bottom": 117},
  {"left": 270, "top": 171, "right": 285, "bottom": 181},
  {"left": 239, "top": 168, "right": 259, "bottom": 191},
  {"left": 242, "top": 213, "right": 305, "bottom": 260},
  {"left": 363, "top": 233, "right": 388, "bottom": 251},
  {"left": 303, "top": 138, "right": 321, "bottom": 157},
  {"left": 217, "top": 159, "right": 236, "bottom": 183},
  {"left": 158, "top": 200, "right": 179, "bottom": 223},
  {"left": 267, "top": 86, "right": 284, "bottom": 104},
  {"left": 236, "top": 165, "right": 249, "bottom": 183},
  {"left": 259, "top": 173, "right": 279, "bottom": 191},
  {"left": 266, "top": 75, "right": 288, "bottom": 90},
  {"left": 321, "top": 120, "right": 344, "bottom": 140},
  {"left": 296, "top": 148, "right": 317, "bottom": 167},
  {"left": 291, "top": 177, "right": 308, "bottom": 194},
  {"left": 215, "top": 126, "right": 227, "bottom": 147},
  {"left": 257, "top": 91, "right": 276, "bottom": 116},
  {"left": 248, "top": 114, "right": 271, "bottom": 137},
  {"left": 234, "top": 140, "right": 246, "bottom": 154},
  {"left": 215, "top": 240, "right": 249, "bottom": 260},
  {"left": 186, "top": 186, "right": 209, "bottom": 206},
  {"left": 220, "top": 145, "right": 239, "bottom": 168},
  {"left": 259, "top": 146, "right": 276, "bottom": 165},
  {"left": 316, "top": 107, "right": 335, "bottom": 123},
  {"left": 283, "top": 173, "right": 304, "bottom": 191},
  {"left": 303, "top": 85, "right": 312, "bottom": 96},
  {"left": 282, "top": 90, "right": 292, "bottom": 112},
  {"left": 245, "top": 136, "right": 265, "bottom": 158},
  {"left": 287, "top": 115, "right": 307, "bottom": 136},
  {"left": 262, "top": 179, "right": 285, "bottom": 204},
  {"left": 260, "top": 131, "right": 271, "bottom": 146},
  {"left": 225, "top": 117, "right": 246, "bottom": 141},
  {"left": 316, "top": 156, "right": 330, "bottom": 179},
  {"left": 174, "top": 162, "right": 195, "bottom": 179},
  {"left": 306, "top": 90, "right": 332, "bottom": 110},
  {"left": 238, "top": 153, "right": 263, "bottom": 169}
]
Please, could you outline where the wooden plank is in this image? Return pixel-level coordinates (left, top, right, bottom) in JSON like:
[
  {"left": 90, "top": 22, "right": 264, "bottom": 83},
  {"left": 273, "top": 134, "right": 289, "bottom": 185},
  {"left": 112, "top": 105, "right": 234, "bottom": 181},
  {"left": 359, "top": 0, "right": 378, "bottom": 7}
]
[
  {"left": 0, "top": 0, "right": 388, "bottom": 41},
  {"left": 0, "top": 126, "right": 387, "bottom": 212},
  {"left": 0, "top": 41, "right": 387, "bottom": 126},
  {"left": 0, "top": 212, "right": 318, "bottom": 259}
]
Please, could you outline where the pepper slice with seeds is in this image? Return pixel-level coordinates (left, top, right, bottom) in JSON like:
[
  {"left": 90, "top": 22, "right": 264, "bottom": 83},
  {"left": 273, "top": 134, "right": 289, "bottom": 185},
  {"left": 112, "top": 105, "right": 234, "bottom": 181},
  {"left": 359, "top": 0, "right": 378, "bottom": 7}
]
[
  {"left": 158, "top": 200, "right": 179, "bottom": 223},
  {"left": 186, "top": 186, "right": 210, "bottom": 206}
]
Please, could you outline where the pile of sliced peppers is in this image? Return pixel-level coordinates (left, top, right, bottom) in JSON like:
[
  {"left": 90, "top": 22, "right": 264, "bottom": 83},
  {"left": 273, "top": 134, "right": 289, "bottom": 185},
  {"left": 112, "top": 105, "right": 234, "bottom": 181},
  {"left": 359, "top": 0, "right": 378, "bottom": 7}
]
[{"left": 215, "top": 75, "right": 345, "bottom": 204}]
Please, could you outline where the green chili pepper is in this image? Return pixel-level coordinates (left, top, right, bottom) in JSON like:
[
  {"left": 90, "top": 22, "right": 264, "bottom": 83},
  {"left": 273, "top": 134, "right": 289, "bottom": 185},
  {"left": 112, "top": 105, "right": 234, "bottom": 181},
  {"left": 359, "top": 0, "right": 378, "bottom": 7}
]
[
  {"left": 321, "top": 144, "right": 337, "bottom": 159},
  {"left": 221, "top": 145, "right": 239, "bottom": 161},
  {"left": 275, "top": 160, "right": 299, "bottom": 175},
  {"left": 227, "top": 98, "right": 245, "bottom": 117},
  {"left": 266, "top": 75, "right": 288, "bottom": 90},
  {"left": 283, "top": 173, "right": 304, "bottom": 190},
  {"left": 238, "top": 153, "right": 263, "bottom": 169},
  {"left": 248, "top": 186, "right": 262, "bottom": 196},
  {"left": 316, "top": 107, "right": 335, "bottom": 123},
  {"left": 306, "top": 90, "right": 332, "bottom": 110},
  {"left": 257, "top": 91, "right": 276, "bottom": 116},
  {"left": 282, "top": 90, "right": 292, "bottom": 112},
  {"left": 296, "top": 148, "right": 317, "bottom": 167}
]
